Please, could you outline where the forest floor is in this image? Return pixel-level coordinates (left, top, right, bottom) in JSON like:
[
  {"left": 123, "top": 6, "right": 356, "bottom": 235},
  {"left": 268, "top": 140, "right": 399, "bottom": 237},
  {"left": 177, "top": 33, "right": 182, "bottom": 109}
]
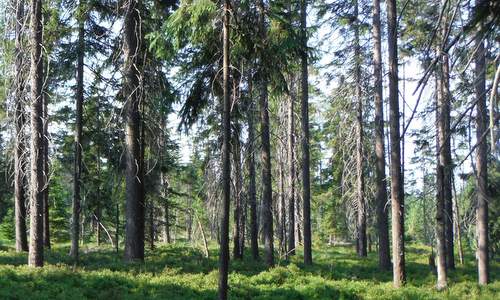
[{"left": 0, "top": 241, "right": 498, "bottom": 299}]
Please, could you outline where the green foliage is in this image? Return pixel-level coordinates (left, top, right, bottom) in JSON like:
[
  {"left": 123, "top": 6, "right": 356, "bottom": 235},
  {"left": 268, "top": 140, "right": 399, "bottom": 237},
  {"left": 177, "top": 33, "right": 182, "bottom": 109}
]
[
  {"left": 0, "top": 243, "right": 498, "bottom": 299},
  {"left": 0, "top": 208, "right": 15, "bottom": 241}
]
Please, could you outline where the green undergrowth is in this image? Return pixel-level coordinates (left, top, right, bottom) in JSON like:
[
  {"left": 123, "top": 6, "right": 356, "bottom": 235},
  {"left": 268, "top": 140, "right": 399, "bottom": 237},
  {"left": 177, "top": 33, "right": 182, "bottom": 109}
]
[{"left": 0, "top": 242, "right": 498, "bottom": 299}]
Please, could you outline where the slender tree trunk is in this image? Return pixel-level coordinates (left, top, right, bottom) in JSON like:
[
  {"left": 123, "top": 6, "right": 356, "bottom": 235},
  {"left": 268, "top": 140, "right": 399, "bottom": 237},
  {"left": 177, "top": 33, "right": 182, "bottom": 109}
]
[
  {"left": 436, "top": 70, "right": 448, "bottom": 290},
  {"left": 354, "top": 0, "right": 366, "bottom": 258},
  {"left": 300, "top": 0, "right": 312, "bottom": 266},
  {"left": 279, "top": 150, "right": 287, "bottom": 258},
  {"left": 247, "top": 87, "right": 259, "bottom": 260},
  {"left": 14, "top": 0, "right": 28, "bottom": 253},
  {"left": 233, "top": 125, "right": 242, "bottom": 259},
  {"left": 452, "top": 175, "right": 464, "bottom": 265},
  {"left": 42, "top": 93, "right": 50, "bottom": 249},
  {"left": 123, "top": 0, "right": 145, "bottom": 261},
  {"left": 218, "top": 1, "right": 231, "bottom": 298},
  {"left": 287, "top": 77, "right": 296, "bottom": 256},
  {"left": 257, "top": 0, "right": 274, "bottom": 267},
  {"left": 28, "top": 0, "right": 44, "bottom": 267},
  {"left": 70, "top": 7, "right": 84, "bottom": 260},
  {"left": 372, "top": 0, "right": 390, "bottom": 270},
  {"left": 441, "top": 50, "right": 455, "bottom": 270},
  {"left": 386, "top": 0, "right": 405, "bottom": 286},
  {"left": 474, "top": 11, "right": 489, "bottom": 284}
]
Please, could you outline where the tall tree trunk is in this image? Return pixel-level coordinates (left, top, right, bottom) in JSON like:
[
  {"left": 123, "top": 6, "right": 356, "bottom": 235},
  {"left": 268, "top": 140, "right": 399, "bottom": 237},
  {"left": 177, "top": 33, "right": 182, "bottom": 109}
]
[
  {"left": 300, "top": 0, "right": 312, "bottom": 266},
  {"left": 123, "top": 0, "right": 145, "bottom": 261},
  {"left": 247, "top": 86, "right": 259, "bottom": 260},
  {"left": 257, "top": 0, "right": 274, "bottom": 267},
  {"left": 436, "top": 70, "right": 448, "bottom": 290},
  {"left": 287, "top": 77, "right": 296, "bottom": 256},
  {"left": 233, "top": 125, "right": 242, "bottom": 259},
  {"left": 372, "top": 0, "right": 390, "bottom": 270},
  {"left": 354, "top": 0, "right": 366, "bottom": 258},
  {"left": 70, "top": 7, "right": 84, "bottom": 260},
  {"left": 218, "top": 1, "right": 231, "bottom": 298},
  {"left": 278, "top": 149, "right": 287, "bottom": 258},
  {"left": 28, "top": 0, "right": 44, "bottom": 267},
  {"left": 42, "top": 93, "right": 50, "bottom": 249},
  {"left": 441, "top": 48, "right": 455, "bottom": 271},
  {"left": 474, "top": 9, "right": 489, "bottom": 284},
  {"left": 14, "top": 0, "right": 28, "bottom": 253},
  {"left": 386, "top": 0, "right": 405, "bottom": 287},
  {"left": 452, "top": 175, "right": 464, "bottom": 265}
]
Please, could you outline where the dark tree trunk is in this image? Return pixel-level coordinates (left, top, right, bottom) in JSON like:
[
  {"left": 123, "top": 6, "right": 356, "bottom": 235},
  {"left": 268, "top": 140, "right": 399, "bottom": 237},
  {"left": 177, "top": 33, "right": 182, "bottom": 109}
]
[
  {"left": 70, "top": 8, "right": 84, "bottom": 260},
  {"left": 386, "top": 0, "right": 405, "bottom": 287},
  {"left": 218, "top": 1, "right": 231, "bottom": 298},
  {"left": 28, "top": 0, "right": 44, "bottom": 267},
  {"left": 233, "top": 125, "right": 242, "bottom": 259},
  {"left": 247, "top": 86, "right": 259, "bottom": 260},
  {"left": 354, "top": 0, "right": 366, "bottom": 258},
  {"left": 372, "top": 0, "right": 390, "bottom": 270},
  {"left": 440, "top": 25, "right": 454, "bottom": 268},
  {"left": 14, "top": 0, "right": 28, "bottom": 253},
  {"left": 287, "top": 77, "right": 296, "bottom": 256},
  {"left": 474, "top": 12, "right": 489, "bottom": 285},
  {"left": 300, "top": 0, "right": 312, "bottom": 266},
  {"left": 257, "top": 0, "right": 274, "bottom": 267},
  {"left": 123, "top": 0, "right": 145, "bottom": 262}
]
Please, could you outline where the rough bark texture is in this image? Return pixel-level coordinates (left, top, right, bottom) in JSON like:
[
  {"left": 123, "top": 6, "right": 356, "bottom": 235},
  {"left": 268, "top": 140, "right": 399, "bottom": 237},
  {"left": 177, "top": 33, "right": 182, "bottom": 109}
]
[
  {"left": 474, "top": 14, "right": 489, "bottom": 285},
  {"left": 386, "top": 0, "right": 405, "bottom": 287},
  {"left": 233, "top": 126, "right": 243, "bottom": 259},
  {"left": 287, "top": 78, "right": 296, "bottom": 256},
  {"left": 70, "top": 9, "right": 84, "bottom": 260},
  {"left": 28, "top": 0, "right": 44, "bottom": 267},
  {"left": 123, "top": 0, "right": 145, "bottom": 262},
  {"left": 354, "top": 0, "right": 366, "bottom": 258},
  {"left": 300, "top": 0, "right": 312, "bottom": 266},
  {"left": 218, "top": 1, "right": 231, "bottom": 298},
  {"left": 14, "top": 0, "right": 28, "bottom": 253},
  {"left": 372, "top": 0, "right": 390, "bottom": 270}
]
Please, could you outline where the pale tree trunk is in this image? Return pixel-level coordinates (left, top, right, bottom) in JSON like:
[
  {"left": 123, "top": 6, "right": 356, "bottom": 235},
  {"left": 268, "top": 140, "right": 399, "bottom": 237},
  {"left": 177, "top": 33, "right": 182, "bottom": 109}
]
[
  {"left": 386, "top": 0, "right": 405, "bottom": 287},
  {"left": 70, "top": 6, "right": 84, "bottom": 260},
  {"left": 123, "top": 0, "right": 145, "bottom": 261},
  {"left": 354, "top": 0, "right": 366, "bottom": 258},
  {"left": 42, "top": 92, "right": 50, "bottom": 249},
  {"left": 300, "top": 0, "right": 312, "bottom": 266},
  {"left": 218, "top": 1, "right": 231, "bottom": 298},
  {"left": 14, "top": 0, "right": 28, "bottom": 253},
  {"left": 474, "top": 8, "right": 489, "bottom": 284},
  {"left": 28, "top": 0, "right": 44, "bottom": 267},
  {"left": 372, "top": 0, "right": 390, "bottom": 270},
  {"left": 436, "top": 70, "right": 448, "bottom": 290}
]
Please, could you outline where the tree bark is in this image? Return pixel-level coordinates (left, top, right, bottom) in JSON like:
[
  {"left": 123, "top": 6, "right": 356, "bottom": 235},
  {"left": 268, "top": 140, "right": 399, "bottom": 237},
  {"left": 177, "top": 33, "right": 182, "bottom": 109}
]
[
  {"left": 218, "top": 1, "right": 231, "bottom": 298},
  {"left": 123, "top": 0, "right": 145, "bottom": 262},
  {"left": 257, "top": 0, "right": 274, "bottom": 267},
  {"left": 42, "top": 92, "right": 50, "bottom": 249},
  {"left": 287, "top": 77, "right": 296, "bottom": 256},
  {"left": 14, "top": 0, "right": 28, "bottom": 253},
  {"left": 70, "top": 5, "right": 84, "bottom": 261},
  {"left": 372, "top": 0, "right": 390, "bottom": 270},
  {"left": 247, "top": 86, "right": 259, "bottom": 260},
  {"left": 354, "top": 0, "right": 366, "bottom": 258},
  {"left": 28, "top": 0, "right": 44, "bottom": 267},
  {"left": 233, "top": 125, "right": 243, "bottom": 259},
  {"left": 300, "top": 0, "right": 312, "bottom": 266},
  {"left": 436, "top": 70, "right": 448, "bottom": 290},
  {"left": 386, "top": 0, "right": 405, "bottom": 287},
  {"left": 474, "top": 9, "right": 489, "bottom": 284}
]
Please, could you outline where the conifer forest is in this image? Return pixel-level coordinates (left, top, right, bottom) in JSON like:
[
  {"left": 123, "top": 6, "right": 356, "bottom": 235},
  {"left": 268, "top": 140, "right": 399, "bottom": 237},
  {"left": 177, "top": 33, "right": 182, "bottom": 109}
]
[{"left": 0, "top": 0, "right": 499, "bottom": 299}]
